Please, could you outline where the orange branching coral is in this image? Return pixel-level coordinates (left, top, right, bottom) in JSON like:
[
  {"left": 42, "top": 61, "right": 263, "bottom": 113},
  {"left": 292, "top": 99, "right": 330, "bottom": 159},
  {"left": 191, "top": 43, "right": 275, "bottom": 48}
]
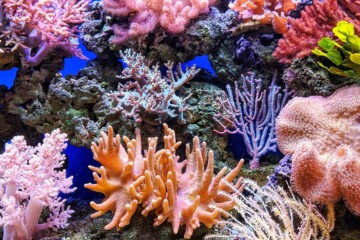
[
  {"left": 85, "top": 124, "right": 245, "bottom": 239},
  {"left": 85, "top": 127, "right": 146, "bottom": 229},
  {"left": 229, "top": 0, "right": 299, "bottom": 34},
  {"left": 276, "top": 85, "right": 360, "bottom": 216}
]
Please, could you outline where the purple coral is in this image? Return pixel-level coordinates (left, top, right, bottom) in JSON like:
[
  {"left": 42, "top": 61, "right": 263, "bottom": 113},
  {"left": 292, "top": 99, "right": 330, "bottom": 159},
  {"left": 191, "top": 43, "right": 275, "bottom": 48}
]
[
  {"left": 214, "top": 71, "right": 292, "bottom": 169},
  {"left": 266, "top": 154, "right": 292, "bottom": 186},
  {"left": 0, "top": 130, "right": 76, "bottom": 240},
  {"left": 110, "top": 49, "right": 200, "bottom": 123}
]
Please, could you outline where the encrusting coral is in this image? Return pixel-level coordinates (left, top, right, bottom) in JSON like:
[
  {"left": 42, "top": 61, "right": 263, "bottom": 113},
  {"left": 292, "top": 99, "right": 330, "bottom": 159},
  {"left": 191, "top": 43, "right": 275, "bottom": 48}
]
[
  {"left": 276, "top": 85, "right": 360, "bottom": 219},
  {"left": 229, "top": 0, "right": 299, "bottom": 34},
  {"left": 85, "top": 124, "right": 245, "bottom": 239}
]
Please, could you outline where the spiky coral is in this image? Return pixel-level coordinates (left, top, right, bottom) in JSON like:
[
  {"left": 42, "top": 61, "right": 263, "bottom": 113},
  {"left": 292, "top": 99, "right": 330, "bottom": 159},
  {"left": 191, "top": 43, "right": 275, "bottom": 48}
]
[
  {"left": 205, "top": 179, "right": 332, "bottom": 240},
  {"left": 229, "top": 0, "right": 299, "bottom": 34},
  {"left": 85, "top": 124, "right": 245, "bottom": 239},
  {"left": 273, "top": 0, "right": 360, "bottom": 63},
  {"left": 276, "top": 85, "right": 360, "bottom": 216}
]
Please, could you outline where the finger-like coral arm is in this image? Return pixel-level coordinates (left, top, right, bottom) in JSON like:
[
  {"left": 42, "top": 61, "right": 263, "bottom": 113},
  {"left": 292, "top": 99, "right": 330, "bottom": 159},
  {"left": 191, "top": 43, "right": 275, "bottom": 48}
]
[{"left": 85, "top": 123, "right": 245, "bottom": 239}]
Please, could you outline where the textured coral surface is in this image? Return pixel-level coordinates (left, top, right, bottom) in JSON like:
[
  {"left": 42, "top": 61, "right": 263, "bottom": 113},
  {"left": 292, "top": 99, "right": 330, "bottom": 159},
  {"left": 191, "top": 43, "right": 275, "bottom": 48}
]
[{"left": 276, "top": 85, "right": 360, "bottom": 214}]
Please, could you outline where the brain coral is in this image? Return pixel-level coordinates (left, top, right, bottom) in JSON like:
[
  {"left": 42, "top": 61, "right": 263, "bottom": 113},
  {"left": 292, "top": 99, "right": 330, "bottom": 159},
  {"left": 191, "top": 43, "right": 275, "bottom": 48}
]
[{"left": 275, "top": 85, "right": 360, "bottom": 215}]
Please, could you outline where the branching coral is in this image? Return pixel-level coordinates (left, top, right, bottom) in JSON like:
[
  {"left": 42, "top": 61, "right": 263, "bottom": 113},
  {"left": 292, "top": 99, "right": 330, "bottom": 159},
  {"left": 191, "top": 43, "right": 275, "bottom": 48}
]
[
  {"left": 1, "top": 0, "right": 89, "bottom": 66},
  {"left": 276, "top": 85, "right": 360, "bottom": 216},
  {"left": 273, "top": 0, "right": 360, "bottom": 63},
  {"left": 85, "top": 124, "right": 245, "bottom": 239},
  {"left": 205, "top": 179, "right": 332, "bottom": 240},
  {"left": 229, "top": 0, "right": 299, "bottom": 34},
  {"left": 0, "top": 130, "right": 76, "bottom": 240},
  {"left": 214, "top": 72, "right": 292, "bottom": 169},
  {"left": 111, "top": 49, "right": 199, "bottom": 123},
  {"left": 102, "top": 0, "right": 217, "bottom": 43}
]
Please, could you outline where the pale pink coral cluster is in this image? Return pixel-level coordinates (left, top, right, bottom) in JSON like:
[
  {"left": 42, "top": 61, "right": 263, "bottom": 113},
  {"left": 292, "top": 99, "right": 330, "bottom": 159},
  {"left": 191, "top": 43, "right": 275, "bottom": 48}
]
[
  {"left": 2, "top": 0, "right": 89, "bottom": 66},
  {"left": 103, "top": 0, "right": 217, "bottom": 43},
  {"left": 0, "top": 130, "right": 76, "bottom": 240},
  {"left": 276, "top": 85, "right": 360, "bottom": 216}
]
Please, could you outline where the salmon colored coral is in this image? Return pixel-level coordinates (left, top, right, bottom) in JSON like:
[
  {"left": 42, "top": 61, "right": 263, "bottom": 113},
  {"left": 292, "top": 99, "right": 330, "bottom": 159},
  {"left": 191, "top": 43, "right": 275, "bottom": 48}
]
[
  {"left": 229, "top": 0, "right": 298, "bottom": 34},
  {"left": 85, "top": 124, "right": 244, "bottom": 239},
  {"left": 276, "top": 85, "right": 360, "bottom": 218}
]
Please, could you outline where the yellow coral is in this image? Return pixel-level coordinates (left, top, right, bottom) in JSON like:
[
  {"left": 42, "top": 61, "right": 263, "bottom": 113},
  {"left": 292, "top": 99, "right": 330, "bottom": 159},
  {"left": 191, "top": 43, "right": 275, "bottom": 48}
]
[{"left": 85, "top": 124, "right": 244, "bottom": 239}]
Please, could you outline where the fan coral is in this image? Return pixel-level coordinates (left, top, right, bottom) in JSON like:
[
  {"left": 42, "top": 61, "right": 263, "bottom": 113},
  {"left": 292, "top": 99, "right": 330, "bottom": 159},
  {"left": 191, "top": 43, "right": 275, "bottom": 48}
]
[
  {"left": 102, "top": 0, "right": 217, "bottom": 43},
  {"left": 205, "top": 179, "right": 331, "bottom": 240},
  {"left": 2, "top": 0, "right": 89, "bottom": 66},
  {"left": 214, "top": 72, "right": 292, "bottom": 169},
  {"left": 111, "top": 49, "right": 199, "bottom": 123},
  {"left": 85, "top": 124, "right": 245, "bottom": 239},
  {"left": 0, "top": 130, "right": 76, "bottom": 240},
  {"left": 276, "top": 85, "right": 360, "bottom": 215},
  {"left": 273, "top": 0, "right": 360, "bottom": 63},
  {"left": 229, "top": 0, "right": 299, "bottom": 34}
]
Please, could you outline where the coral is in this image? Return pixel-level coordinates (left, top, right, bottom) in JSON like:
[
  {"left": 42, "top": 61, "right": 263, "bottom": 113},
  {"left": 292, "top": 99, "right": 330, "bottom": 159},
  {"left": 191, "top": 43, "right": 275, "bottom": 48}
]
[
  {"left": 80, "top": 1, "right": 238, "bottom": 63},
  {"left": 111, "top": 49, "right": 199, "bottom": 123},
  {"left": 85, "top": 124, "right": 245, "bottom": 239},
  {"left": 273, "top": 0, "right": 360, "bottom": 63},
  {"left": 205, "top": 179, "right": 331, "bottom": 240},
  {"left": 229, "top": 0, "right": 299, "bottom": 34},
  {"left": 276, "top": 85, "right": 360, "bottom": 214},
  {"left": 1, "top": 0, "right": 89, "bottom": 66},
  {"left": 214, "top": 72, "right": 292, "bottom": 169},
  {"left": 102, "top": 0, "right": 217, "bottom": 43},
  {"left": 312, "top": 21, "right": 360, "bottom": 78},
  {"left": 0, "top": 130, "right": 76, "bottom": 240},
  {"left": 266, "top": 154, "right": 292, "bottom": 186},
  {"left": 282, "top": 57, "right": 337, "bottom": 97},
  {"left": 338, "top": 0, "right": 360, "bottom": 17}
]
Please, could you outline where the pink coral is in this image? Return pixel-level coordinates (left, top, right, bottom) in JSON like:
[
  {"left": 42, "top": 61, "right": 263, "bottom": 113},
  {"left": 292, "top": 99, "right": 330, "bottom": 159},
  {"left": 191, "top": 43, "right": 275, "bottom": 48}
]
[
  {"left": 102, "top": 0, "right": 217, "bottom": 43},
  {"left": 276, "top": 85, "right": 360, "bottom": 215},
  {"left": 0, "top": 130, "right": 76, "bottom": 240},
  {"left": 2, "top": 0, "right": 89, "bottom": 66}
]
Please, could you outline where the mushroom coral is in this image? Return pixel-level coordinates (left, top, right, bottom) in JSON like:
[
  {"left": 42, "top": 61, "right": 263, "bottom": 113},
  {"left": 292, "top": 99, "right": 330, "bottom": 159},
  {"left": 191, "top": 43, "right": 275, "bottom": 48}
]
[{"left": 276, "top": 85, "right": 360, "bottom": 219}]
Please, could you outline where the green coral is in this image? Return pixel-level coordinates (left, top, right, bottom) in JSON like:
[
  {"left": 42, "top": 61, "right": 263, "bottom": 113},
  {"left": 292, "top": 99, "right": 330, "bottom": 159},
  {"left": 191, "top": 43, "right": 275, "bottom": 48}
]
[{"left": 312, "top": 21, "right": 360, "bottom": 78}]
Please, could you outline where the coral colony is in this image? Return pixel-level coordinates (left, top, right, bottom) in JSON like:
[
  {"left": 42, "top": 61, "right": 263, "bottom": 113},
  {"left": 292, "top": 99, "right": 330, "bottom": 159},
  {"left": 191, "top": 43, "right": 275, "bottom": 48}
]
[
  {"left": 85, "top": 124, "right": 244, "bottom": 239},
  {"left": 0, "top": 130, "right": 75, "bottom": 240},
  {"left": 0, "top": 0, "right": 360, "bottom": 239}
]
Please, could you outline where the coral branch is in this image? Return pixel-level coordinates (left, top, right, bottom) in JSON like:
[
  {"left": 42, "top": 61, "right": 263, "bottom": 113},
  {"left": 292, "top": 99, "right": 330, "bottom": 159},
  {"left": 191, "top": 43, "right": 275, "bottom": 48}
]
[{"left": 214, "top": 71, "right": 292, "bottom": 169}]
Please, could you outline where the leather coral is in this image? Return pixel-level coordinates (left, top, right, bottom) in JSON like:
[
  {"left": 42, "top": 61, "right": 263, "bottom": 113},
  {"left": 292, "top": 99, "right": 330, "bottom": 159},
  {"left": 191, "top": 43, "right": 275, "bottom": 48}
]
[
  {"left": 275, "top": 85, "right": 360, "bottom": 216},
  {"left": 85, "top": 124, "right": 244, "bottom": 239}
]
